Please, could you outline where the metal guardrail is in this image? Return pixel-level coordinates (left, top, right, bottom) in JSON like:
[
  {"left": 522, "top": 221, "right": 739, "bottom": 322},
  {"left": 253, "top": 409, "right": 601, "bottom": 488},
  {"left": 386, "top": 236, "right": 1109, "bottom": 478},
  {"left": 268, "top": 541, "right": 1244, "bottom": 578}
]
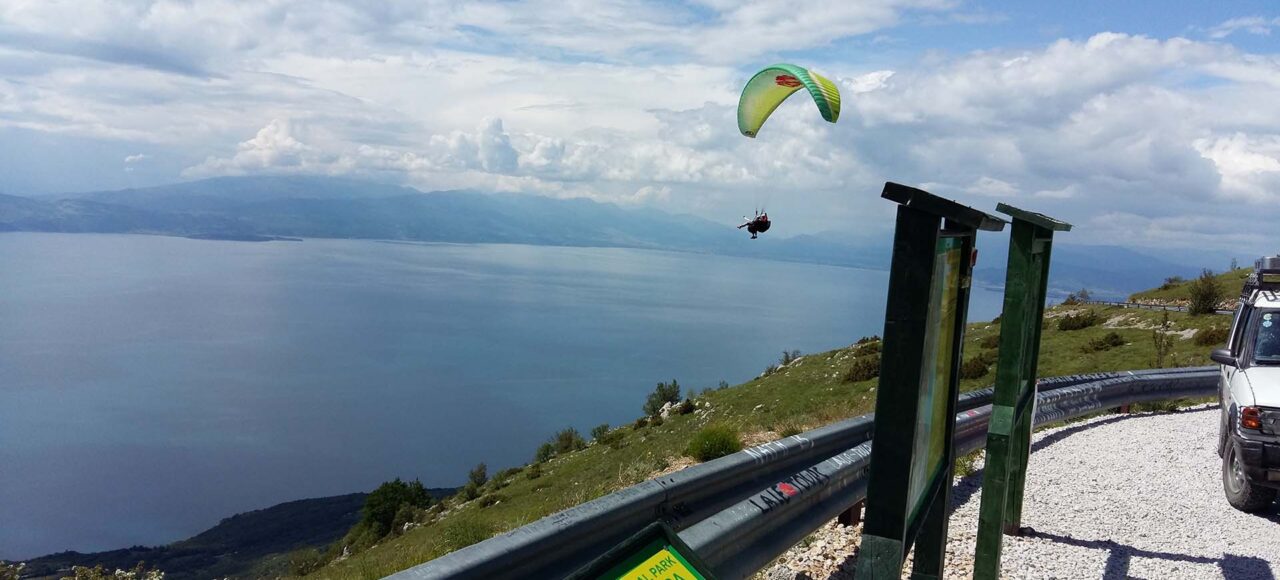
[
  {"left": 1082, "top": 300, "right": 1234, "bottom": 316},
  {"left": 680, "top": 368, "right": 1217, "bottom": 578},
  {"left": 388, "top": 367, "right": 1217, "bottom": 580}
]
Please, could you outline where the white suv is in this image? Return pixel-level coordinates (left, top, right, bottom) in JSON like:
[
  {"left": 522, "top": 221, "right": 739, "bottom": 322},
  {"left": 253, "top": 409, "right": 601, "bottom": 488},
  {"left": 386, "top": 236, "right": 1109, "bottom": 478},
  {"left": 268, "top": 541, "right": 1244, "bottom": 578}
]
[{"left": 1213, "top": 257, "right": 1280, "bottom": 512}]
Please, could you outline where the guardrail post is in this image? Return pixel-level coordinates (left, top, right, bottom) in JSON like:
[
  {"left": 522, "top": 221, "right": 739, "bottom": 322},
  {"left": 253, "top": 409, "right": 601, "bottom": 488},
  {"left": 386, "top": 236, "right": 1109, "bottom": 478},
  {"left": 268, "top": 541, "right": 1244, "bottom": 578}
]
[
  {"left": 972, "top": 205, "right": 1070, "bottom": 579},
  {"left": 838, "top": 500, "right": 864, "bottom": 527},
  {"left": 853, "top": 184, "right": 1005, "bottom": 580}
]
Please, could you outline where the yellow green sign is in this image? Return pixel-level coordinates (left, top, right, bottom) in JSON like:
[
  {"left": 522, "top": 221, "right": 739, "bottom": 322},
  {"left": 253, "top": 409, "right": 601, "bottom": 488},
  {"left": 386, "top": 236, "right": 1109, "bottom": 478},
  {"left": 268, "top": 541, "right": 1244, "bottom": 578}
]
[
  {"left": 617, "top": 548, "right": 705, "bottom": 580},
  {"left": 569, "top": 522, "right": 716, "bottom": 580}
]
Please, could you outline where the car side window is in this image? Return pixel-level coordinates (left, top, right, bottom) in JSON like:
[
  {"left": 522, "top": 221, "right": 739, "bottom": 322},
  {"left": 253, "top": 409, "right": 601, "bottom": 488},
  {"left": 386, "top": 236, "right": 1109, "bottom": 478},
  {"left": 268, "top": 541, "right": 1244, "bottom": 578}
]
[
  {"left": 1254, "top": 310, "right": 1280, "bottom": 364},
  {"left": 1230, "top": 305, "right": 1251, "bottom": 356}
]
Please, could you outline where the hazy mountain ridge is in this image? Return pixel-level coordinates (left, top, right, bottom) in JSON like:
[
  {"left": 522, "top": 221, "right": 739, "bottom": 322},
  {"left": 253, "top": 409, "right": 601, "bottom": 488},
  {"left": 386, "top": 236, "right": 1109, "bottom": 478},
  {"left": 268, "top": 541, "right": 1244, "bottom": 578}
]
[
  {"left": 0, "top": 177, "right": 888, "bottom": 269},
  {"left": 18, "top": 493, "right": 368, "bottom": 579},
  {"left": 2, "top": 176, "right": 1202, "bottom": 297}
]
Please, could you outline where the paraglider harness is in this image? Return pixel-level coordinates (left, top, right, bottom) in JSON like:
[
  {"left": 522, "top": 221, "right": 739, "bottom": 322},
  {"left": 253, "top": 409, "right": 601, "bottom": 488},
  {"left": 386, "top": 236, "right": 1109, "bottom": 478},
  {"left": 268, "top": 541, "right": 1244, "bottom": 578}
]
[{"left": 738, "top": 211, "right": 771, "bottom": 239}]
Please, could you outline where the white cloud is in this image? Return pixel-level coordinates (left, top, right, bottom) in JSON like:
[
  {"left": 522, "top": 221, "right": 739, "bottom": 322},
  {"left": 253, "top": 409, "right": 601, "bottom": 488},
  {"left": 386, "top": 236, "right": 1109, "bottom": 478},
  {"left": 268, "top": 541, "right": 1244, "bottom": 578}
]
[
  {"left": 1208, "top": 16, "right": 1280, "bottom": 39},
  {"left": 964, "top": 176, "right": 1019, "bottom": 197},
  {"left": 4, "top": 3, "right": 1280, "bottom": 255},
  {"left": 162, "top": 31, "right": 1280, "bottom": 255},
  {"left": 1194, "top": 133, "right": 1280, "bottom": 202},
  {"left": 184, "top": 119, "right": 351, "bottom": 178},
  {"left": 124, "top": 153, "right": 149, "bottom": 164}
]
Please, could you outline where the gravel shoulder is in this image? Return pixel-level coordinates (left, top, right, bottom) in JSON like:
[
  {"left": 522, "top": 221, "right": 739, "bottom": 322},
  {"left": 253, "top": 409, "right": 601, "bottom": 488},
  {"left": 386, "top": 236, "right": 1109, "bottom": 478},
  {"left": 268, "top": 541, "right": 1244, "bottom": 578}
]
[{"left": 763, "top": 406, "right": 1280, "bottom": 579}]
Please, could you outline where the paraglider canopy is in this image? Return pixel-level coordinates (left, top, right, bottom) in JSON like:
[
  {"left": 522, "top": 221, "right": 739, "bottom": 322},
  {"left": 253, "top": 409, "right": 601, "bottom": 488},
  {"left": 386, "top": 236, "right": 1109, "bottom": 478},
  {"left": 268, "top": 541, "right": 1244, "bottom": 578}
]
[{"left": 737, "top": 63, "right": 841, "bottom": 138}]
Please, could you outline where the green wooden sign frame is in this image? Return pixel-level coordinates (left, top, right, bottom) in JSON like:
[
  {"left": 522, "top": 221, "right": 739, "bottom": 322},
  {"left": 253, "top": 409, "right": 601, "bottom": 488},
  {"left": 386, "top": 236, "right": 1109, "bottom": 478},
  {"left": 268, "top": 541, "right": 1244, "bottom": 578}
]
[
  {"left": 567, "top": 522, "right": 717, "bottom": 580},
  {"left": 971, "top": 204, "right": 1070, "bottom": 579},
  {"left": 855, "top": 183, "right": 1005, "bottom": 580}
]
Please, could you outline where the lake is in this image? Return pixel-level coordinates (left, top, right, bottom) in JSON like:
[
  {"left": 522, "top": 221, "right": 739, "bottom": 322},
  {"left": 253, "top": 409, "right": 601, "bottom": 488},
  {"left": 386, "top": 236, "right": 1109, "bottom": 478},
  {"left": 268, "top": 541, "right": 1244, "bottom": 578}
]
[{"left": 0, "top": 233, "right": 1003, "bottom": 559}]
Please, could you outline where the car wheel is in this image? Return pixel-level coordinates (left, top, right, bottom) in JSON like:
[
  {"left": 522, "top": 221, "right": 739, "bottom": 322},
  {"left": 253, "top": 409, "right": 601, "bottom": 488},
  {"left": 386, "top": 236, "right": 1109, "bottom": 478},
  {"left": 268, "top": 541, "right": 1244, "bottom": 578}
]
[{"left": 1223, "top": 442, "right": 1277, "bottom": 512}]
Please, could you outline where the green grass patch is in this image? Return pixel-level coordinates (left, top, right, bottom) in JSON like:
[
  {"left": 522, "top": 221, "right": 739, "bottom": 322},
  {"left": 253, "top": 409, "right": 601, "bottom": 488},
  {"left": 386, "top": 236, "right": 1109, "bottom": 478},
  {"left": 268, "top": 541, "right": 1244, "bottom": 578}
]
[{"left": 685, "top": 425, "right": 743, "bottom": 461}]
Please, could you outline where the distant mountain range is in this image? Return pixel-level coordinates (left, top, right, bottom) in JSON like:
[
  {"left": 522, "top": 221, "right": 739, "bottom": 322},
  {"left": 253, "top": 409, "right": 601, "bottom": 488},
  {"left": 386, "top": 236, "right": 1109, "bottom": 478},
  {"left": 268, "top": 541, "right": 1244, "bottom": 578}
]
[{"left": 1, "top": 175, "right": 1205, "bottom": 298}]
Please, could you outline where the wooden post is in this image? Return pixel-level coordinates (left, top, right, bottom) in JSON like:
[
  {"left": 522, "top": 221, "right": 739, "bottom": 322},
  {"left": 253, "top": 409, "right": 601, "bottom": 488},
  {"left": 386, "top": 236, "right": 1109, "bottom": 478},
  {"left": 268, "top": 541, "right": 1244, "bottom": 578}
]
[{"left": 972, "top": 205, "right": 1070, "bottom": 579}]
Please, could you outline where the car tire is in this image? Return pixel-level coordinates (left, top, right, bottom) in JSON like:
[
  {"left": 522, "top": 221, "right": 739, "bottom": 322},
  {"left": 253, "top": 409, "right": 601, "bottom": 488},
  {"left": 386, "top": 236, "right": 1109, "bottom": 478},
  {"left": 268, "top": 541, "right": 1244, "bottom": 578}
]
[{"left": 1223, "top": 441, "right": 1277, "bottom": 512}]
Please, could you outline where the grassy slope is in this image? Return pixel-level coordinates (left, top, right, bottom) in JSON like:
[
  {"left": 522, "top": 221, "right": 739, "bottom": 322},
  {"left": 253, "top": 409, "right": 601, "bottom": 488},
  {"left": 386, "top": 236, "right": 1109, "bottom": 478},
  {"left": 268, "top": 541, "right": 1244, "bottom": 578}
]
[
  {"left": 1128, "top": 267, "right": 1250, "bottom": 303},
  {"left": 305, "top": 303, "right": 1232, "bottom": 580}
]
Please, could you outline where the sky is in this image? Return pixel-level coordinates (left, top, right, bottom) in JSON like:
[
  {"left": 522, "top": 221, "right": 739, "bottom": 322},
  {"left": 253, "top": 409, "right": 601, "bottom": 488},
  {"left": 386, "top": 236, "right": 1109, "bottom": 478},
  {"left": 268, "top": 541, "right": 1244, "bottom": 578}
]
[{"left": 2, "top": 0, "right": 1280, "bottom": 257}]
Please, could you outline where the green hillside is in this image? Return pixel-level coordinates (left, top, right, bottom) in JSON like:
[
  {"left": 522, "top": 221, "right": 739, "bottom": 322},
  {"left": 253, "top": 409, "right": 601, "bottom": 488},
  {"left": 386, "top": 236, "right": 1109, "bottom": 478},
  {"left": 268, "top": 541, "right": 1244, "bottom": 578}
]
[
  {"left": 1128, "top": 267, "right": 1250, "bottom": 304},
  {"left": 299, "top": 301, "right": 1231, "bottom": 580}
]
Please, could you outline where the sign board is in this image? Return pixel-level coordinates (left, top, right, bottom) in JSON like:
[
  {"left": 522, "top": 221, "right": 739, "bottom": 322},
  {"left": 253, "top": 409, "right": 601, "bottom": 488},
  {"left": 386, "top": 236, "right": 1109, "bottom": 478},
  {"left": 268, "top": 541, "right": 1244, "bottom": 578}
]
[
  {"left": 906, "top": 236, "right": 962, "bottom": 524},
  {"left": 855, "top": 183, "right": 1005, "bottom": 580},
  {"left": 568, "top": 522, "right": 716, "bottom": 580}
]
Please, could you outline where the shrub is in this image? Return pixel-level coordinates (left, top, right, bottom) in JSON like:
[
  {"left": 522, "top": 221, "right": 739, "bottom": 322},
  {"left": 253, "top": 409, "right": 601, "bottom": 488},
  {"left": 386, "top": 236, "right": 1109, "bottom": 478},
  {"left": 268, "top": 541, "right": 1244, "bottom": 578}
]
[
  {"left": 1082, "top": 331, "right": 1125, "bottom": 353},
  {"left": 1153, "top": 312, "right": 1175, "bottom": 368},
  {"left": 974, "top": 349, "right": 999, "bottom": 366},
  {"left": 718, "top": 380, "right": 730, "bottom": 390},
  {"left": 362, "top": 478, "right": 434, "bottom": 536},
  {"left": 1187, "top": 269, "right": 1222, "bottom": 315},
  {"left": 553, "top": 428, "right": 587, "bottom": 454},
  {"left": 493, "top": 466, "right": 521, "bottom": 483},
  {"left": 534, "top": 442, "right": 555, "bottom": 463},
  {"left": 590, "top": 423, "right": 610, "bottom": 440},
  {"left": 685, "top": 425, "right": 743, "bottom": 461},
  {"left": 855, "top": 335, "right": 880, "bottom": 345},
  {"left": 780, "top": 349, "right": 802, "bottom": 365},
  {"left": 675, "top": 398, "right": 696, "bottom": 415},
  {"left": 287, "top": 547, "right": 325, "bottom": 576},
  {"left": 391, "top": 504, "right": 421, "bottom": 534},
  {"left": 761, "top": 363, "right": 779, "bottom": 377},
  {"left": 477, "top": 493, "right": 506, "bottom": 508},
  {"left": 853, "top": 340, "right": 881, "bottom": 356},
  {"left": 594, "top": 427, "right": 625, "bottom": 449},
  {"left": 643, "top": 380, "right": 682, "bottom": 416},
  {"left": 526, "top": 463, "right": 542, "bottom": 479},
  {"left": 959, "top": 357, "right": 989, "bottom": 379},
  {"left": 632, "top": 416, "right": 650, "bottom": 430},
  {"left": 1057, "top": 311, "right": 1100, "bottom": 331},
  {"left": 843, "top": 354, "right": 881, "bottom": 383},
  {"left": 468, "top": 463, "right": 488, "bottom": 488},
  {"left": 1160, "top": 276, "right": 1185, "bottom": 290},
  {"left": 61, "top": 564, "right": 164, "bottom": 580},
  {"left": 1194, "top": 326, "right": 1230, "bottom": 347},
  {"left": 650, "top": 415, "right": 664, "bottom": 427},
  {"left": 1061, "top": 288, "right": 1092, "bottom": 305},
  {"left": 980, "top": 334, "right": 1000, "bottom": 349},
  {"left": 459, "top": 481, "right": 481, "bottom": 501},
  {"left": 954, "top": 451, "right": 980, "bottom": 478},
  {"left": 440, "top": 518, "right": 496, "bottom": 552}
]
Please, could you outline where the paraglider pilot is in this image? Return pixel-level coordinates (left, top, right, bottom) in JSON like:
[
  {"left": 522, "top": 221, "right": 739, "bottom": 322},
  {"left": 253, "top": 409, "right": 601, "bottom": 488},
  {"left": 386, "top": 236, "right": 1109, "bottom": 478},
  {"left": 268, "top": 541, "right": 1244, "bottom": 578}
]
[{"left": 738, "top": 212, "right": 771, "bottom": 239}]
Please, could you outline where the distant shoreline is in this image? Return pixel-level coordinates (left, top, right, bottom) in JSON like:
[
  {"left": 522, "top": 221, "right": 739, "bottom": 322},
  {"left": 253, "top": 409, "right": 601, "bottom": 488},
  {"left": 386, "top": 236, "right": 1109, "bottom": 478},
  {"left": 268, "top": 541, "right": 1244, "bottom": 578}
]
[{"left": 183, "top": 233, "right": 303, "bottom": 242}]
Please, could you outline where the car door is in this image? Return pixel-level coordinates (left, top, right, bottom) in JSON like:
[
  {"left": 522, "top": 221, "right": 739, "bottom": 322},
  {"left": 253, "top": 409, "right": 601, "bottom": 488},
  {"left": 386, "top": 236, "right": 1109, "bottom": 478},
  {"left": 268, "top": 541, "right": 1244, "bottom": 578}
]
[{"left": 1221, "top": 302, "right": 1251, "bottom": 454}]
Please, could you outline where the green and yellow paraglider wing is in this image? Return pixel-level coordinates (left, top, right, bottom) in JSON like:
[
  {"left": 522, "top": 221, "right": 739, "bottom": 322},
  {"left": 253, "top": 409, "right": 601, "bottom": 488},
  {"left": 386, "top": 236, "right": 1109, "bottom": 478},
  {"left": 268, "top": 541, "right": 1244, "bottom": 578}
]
[{"left": 737, "top": 64, "right": 841, "bottom": 138}]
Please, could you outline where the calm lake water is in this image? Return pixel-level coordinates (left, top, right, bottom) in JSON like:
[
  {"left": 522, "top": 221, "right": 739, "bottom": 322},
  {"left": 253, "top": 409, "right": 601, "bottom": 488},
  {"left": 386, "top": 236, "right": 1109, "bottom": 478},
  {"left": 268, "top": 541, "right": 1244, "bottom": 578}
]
[{"left": 0, "top": 233, "right": 1003, "bottom": 559}]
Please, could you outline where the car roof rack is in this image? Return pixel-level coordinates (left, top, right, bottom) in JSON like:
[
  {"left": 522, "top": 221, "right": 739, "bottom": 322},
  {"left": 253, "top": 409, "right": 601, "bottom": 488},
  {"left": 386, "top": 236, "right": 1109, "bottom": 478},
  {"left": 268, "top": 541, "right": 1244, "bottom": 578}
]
[{"left": 1243, "top": 256, "right": 1280, "bottom": 300}]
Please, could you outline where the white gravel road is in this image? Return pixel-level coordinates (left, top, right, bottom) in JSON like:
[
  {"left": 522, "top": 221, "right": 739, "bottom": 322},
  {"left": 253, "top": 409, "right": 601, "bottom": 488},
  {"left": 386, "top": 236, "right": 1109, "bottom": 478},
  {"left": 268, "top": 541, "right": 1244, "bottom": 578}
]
[{"left": 763, "top": 406, "right": 1280, "bottom": 579}]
